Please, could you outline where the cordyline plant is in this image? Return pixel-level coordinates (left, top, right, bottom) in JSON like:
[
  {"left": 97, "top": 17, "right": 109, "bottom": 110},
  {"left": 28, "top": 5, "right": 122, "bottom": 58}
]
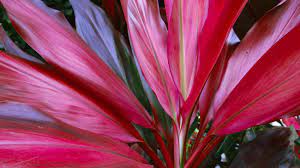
[{"left": 0, "top": 0, "right": 299, "bottom": 167}]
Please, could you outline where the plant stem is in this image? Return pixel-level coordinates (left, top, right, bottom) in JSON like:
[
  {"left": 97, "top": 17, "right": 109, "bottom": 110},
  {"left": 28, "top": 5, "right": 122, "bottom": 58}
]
[
  {"left": 139, "top": 141, "right": 166, "bottom": 168},
  {"left": 185, "top": 135, "right": 223, "bottom": 168},
  {"left": 152, "top": 130, "right": 173, "bottom": 168}
]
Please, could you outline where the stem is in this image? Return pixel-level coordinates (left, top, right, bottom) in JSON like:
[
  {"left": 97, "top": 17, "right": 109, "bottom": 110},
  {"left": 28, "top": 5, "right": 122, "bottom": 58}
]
[
  {"left": 173, "top": 123, "right": 181, "bottom": 168},
  {"left": 185, "top": 135, "right": 223, "bottom": 168},
  {"left": 173, "top": 121, "right": 189, "bottom": 168},
  {"left": 152, "top": 130, "right": 173, "bottom": 168},
  {"left": 139, "top": 142, "right": 166, "bottom": 168}
]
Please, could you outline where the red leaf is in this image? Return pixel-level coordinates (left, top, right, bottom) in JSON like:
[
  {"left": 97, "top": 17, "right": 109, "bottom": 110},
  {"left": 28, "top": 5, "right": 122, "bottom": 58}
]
[
  {"left": 213, "top": 0, "right": 300, "bottom": 113},
  {"left": 0, "top": 0, "right": 152, "bottom": 128},
  {"left": 0, "top": 52, "right": 139, "bottom": 142},
  {"left": 198, "top": 30, "right": 239, "bottom": 130},
  {"left": 0, "top": 119, "right": 151, "bottom": 168},
  {"left": 120, "top": 0, "right": 181, "bottom": 118},
  {"left": 211, "top": 24, "right": 300, "bottom": 135},
  {"left": 0, "top": 25, "right": 42, "bottom": 63},
  {"left": 181, "top": 0, "right": 247, "bottom": 119},
  {"left": 167, "top": 0, "right": 208, "bottom": 99},
  {"left": 283, "top": 117, "right": 300, "bottom": 130},
  {"left": 164, "top": 0, "right": 173, "bottom": 21}
]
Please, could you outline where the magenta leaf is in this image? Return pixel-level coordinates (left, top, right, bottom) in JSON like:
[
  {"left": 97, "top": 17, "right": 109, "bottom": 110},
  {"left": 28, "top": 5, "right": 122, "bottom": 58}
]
[
  {"left": 0, "top": 52, "right": 139, "bottom": 142},
  {"left": 213, "top": 0, "right": 300, "bottom": 113},
  {"left": 0, "top": 25, "right": 42, "bottom": 63},
  {"left": 120, "top": 0, "right": 181, "bottom": 118},
  {"left": 211, "top": 24, "right": 300, "bottom": 135},
  {"left": 181, "top": 0, "right": 247, "bottom": 119},
  {"left": 0, "top": 0, "right": 152, "bottom": 128},
  {"left": 0, "top": 119, "right": 150, "bottom": 167},
  {"left": 167, "top": 0, "right": 207, "bottom": 100}
]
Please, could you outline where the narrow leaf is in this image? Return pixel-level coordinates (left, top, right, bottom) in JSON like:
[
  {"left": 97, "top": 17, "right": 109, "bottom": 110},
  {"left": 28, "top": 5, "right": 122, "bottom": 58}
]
[
  {"left": 212, "top": 24, "right": 300, "bottom": 135},
  {"left": 0, "top": 121, "right": 151, "bottom": 168},
  {"left": 0, "top": 25, "right": 42, "bottom": 63},
  {"left": 0, "top": 0, "right": 152, "bottom": 128},
  {"left": 70, "top": 0, "right": 126, "bottom": 80},
  {"left": 181, "top": 0, "right": 247, "bottom": 119},
  {"left": 0, "top": 102, "right": 52, "bottom": 122},
  {"left": 0, "top": 52, "right": 139, "bottom": 142},
  {"left": 167, "top": 0, "right": 207, "bottom": 99},
  {"left": 120, "top": 0, "right": 181, "bottom": 118},
  {"left": 214, "top": 0, "right": 300, "bottom": 112}
]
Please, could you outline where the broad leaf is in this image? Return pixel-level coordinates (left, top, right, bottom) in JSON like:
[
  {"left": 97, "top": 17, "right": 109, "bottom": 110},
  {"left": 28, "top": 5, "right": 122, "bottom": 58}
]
[
  {"left": 0, "top": 52, "right": 139, "bottom": 142},
  {"left": 214, "top": 0, "right": 300, "bottom": 112},
  {"left": 120, "top": 0, "right": 181, "bottom": 118},
  {"left": 211, "top": 24, "right": 300, "bottom": 135},
  {"left": 0, "top": 0, "right": 152, "bottom": 128}
]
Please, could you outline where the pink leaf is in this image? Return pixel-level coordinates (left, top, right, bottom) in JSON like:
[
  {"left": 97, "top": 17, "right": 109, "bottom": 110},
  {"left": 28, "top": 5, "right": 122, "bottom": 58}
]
[
  {"left": 181, "top": 0, "right": 247, "bottom": 119},
  {"left": 0, "top": 0, "right": 152, "bottom": 128},
  {"left": 167, "top": 0, "right": 208, "bottom": 99},
  {"left": 213, "top": 0, "right": 300, "bottom": 113},
  {"left": 0, "top": 52, "right": 139, "bottom": 142},
  {"left": 120, "top": 0, "right": 181, "bottom": 118},
  {"left": 0, "top": 25, "right": 42, "bottom": 63},
  {"left": 164, "top": 0, "right": 173, "bottom": 21},
  {"left": 0, "top": 119, "right": 150, "bottom": 167},
  {"left": 211, "top": 24, "right": 300, "bottom": 135},
  {"left": 198, "top": 30, "right": 240, "bottom": 130},
  {"left": 283, "top": 117, "right": 300, "bottom": 130}
]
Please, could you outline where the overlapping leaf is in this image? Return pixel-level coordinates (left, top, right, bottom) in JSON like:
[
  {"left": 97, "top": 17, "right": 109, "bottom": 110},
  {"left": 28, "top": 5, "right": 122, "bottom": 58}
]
[
  {"left": 0, "top": 25, "right": 42, "bottom": 63},
  {"left": 0, "top": 0, "right": 152, "bottom": 128},
  {"left": 120, "top": 0, "right": 180, "bottom": 118},
  {"left": 70, "top": 0, "right": 126, "bottom": 80},
  {"left": 70, "top": 0, "right": 150, "bottom": 109},
  {"left": 182, "top": 0, "right": 247, "bottom": 119},
  {"left": 214, "top": 0, "right": 300, "bottom": 112},
  {"left": 0, "top": 52, "right": 139, "bottom": 142},
  {"left": 198, "top": 30, "right": 240, "bottom": 131},
  {"left": 0, "top": 102, "right": 52, "bottom": 122},
  {"left": 211, "top": 24, "right": 300, "bottom": 135},
  {"left": 0, "top": 119, "right": 150, "bottom": 168}
]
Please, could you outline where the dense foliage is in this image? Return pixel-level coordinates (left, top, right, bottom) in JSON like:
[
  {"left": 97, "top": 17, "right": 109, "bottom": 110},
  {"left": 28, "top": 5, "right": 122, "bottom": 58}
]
[{"left": 0, "top": 0, "right": 299, "bottom": 167}]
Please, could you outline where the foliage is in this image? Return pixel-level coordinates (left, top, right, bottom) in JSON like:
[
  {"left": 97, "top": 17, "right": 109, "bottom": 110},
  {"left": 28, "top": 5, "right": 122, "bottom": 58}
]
[{"left": 0, "top": 0, "right": 299, "bottom": 167}]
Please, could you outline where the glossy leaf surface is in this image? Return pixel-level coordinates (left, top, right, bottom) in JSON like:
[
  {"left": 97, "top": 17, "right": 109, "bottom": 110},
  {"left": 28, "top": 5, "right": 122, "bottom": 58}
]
[
  {"left": 0, "top": 52, "right": 138, "bottom": 142},
  {"left": 212, "top": 24, "right": 300, "bottom": 135},
  {"left": 0, "top": 119, "right": 150, "bottom": 168},
  {"left": 0, "top": 25, "right": 42, "bottom": 63},
  {"left": 0, "top": 0, "right": 152, "bottom": 128},
  {"left": 182, "top": 0, "right": 247, "bottom": 119},
  {"left": 214, "top": 0, "right": 300, "bottom": 112},
  {"left": 167, "top": 0, "right": 207, "bottom": 99},
  {"left": 120, "top": 0, "right": 180, "bottom": 118}
]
